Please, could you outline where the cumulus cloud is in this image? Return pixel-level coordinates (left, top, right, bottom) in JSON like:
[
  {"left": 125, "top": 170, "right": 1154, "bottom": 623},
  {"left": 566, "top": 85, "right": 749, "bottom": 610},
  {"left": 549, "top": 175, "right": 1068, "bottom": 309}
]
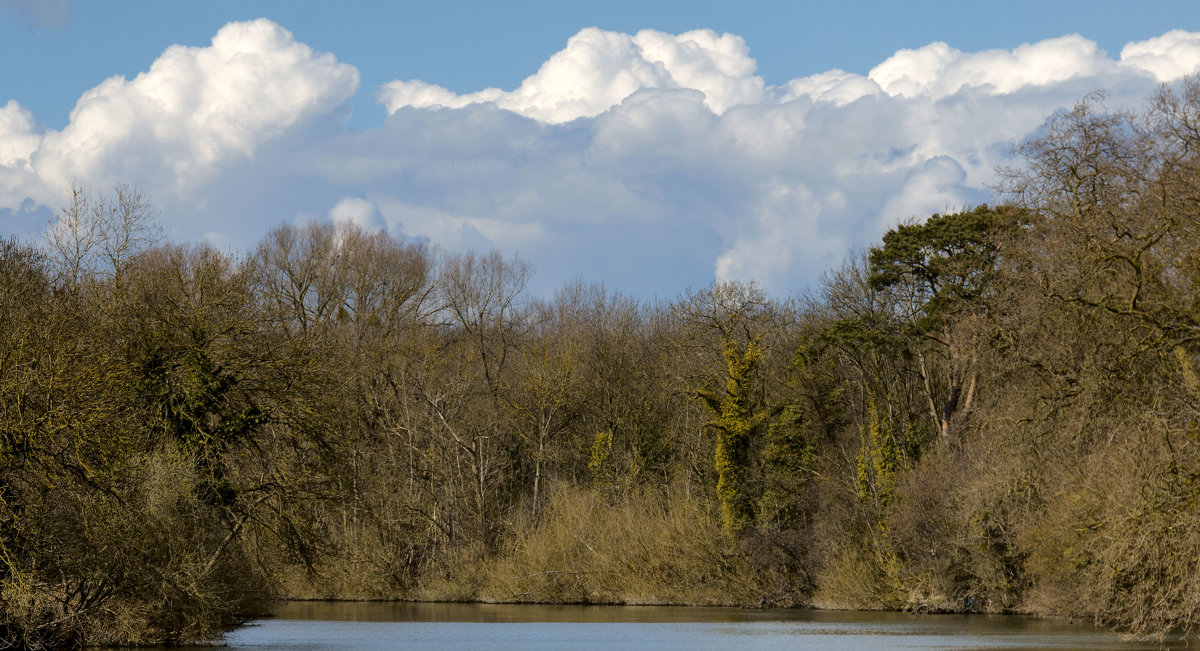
[
  {"left": 379, "top": 27, "right": 765, "bottom": 123},
  {"left": 329, "top": 196, "right": 382, "bottom": 230},
  {"left": 0, "top": 100, "right": 39, "bottom": 169},
  {"left": 0, "top": 100, "right": 41, "bottom": 209},
  {"left": 1120, "top": 29, "right": 1200, "bottom": 81},
  {"left": 366, "top": 27, "right": 1200, "bottom": 292},
  {"left": 878, "top": 157, "right": 982, "bottom": 228},
  {"left": 6, "top": 22, "right": 1200, "bottom": 296},
  {"left": 779, "top": 70, "right": 880, "bottom": 106},
  {"left": 865, "top": 35, "right": 1113, "bottom": 98},
  {"left": 0, "top": 19, "right": 358, "bottom": 211}
]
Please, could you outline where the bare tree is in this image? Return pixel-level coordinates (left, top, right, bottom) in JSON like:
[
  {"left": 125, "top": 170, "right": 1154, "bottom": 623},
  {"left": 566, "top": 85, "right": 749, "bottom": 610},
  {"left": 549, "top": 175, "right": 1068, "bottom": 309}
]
[{"left": 45, "top": 184, "right": 161, "bottom": 287}]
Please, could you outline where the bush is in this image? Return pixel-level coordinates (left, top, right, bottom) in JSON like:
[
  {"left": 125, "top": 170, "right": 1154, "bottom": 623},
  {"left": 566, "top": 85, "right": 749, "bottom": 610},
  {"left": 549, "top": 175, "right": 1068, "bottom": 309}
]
[{"left": 0, "top": 451, "right": 268, "bottom": 647}]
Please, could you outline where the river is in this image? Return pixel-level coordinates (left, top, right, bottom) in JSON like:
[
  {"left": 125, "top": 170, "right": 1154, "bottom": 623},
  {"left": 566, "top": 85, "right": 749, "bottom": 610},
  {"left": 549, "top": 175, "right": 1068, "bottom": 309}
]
[{"left": 214, "top": 601, "right": 1188, "bottom": 649}]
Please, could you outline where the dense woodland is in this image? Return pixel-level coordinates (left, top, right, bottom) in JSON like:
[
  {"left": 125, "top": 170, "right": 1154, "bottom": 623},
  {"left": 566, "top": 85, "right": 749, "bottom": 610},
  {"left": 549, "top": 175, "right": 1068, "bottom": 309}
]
[{"left": 4, "top": 79, "right": 1200, "bottom": 647}]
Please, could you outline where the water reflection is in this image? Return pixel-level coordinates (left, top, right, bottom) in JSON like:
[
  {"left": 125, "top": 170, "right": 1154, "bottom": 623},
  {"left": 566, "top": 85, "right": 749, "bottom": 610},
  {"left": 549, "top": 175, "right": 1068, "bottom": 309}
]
[{"left": 217, "top": 601, "right": 1188, "bottom": 650}]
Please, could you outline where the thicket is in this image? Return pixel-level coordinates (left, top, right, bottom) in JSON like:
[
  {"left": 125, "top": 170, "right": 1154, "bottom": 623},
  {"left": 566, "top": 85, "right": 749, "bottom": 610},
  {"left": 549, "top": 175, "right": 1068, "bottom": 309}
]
[{"left": 3, "top": 79, "right": 1200, "bottom": 646}]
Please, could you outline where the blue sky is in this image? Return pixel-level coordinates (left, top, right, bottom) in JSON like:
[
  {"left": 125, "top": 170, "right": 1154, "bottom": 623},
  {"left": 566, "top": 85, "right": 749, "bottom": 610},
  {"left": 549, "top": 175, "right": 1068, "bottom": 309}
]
[{"left": 3, "top": 1, "right": 1200, "bottom": 295}]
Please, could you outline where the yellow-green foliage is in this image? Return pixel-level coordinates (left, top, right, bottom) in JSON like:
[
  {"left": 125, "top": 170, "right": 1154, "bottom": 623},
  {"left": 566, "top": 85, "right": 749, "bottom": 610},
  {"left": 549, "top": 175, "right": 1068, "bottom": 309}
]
[
  {"left": 588, "top": 430, "right": 613, "bottom": 487},
  {"left": 705, "top": 335, "right": 767, "bottom": 535},
  {"left": 855, "top": 391, "right": 899, "bottom": 510},
  {"left": 1176, "top": 346, "right": 1200, "bottom": 400}
]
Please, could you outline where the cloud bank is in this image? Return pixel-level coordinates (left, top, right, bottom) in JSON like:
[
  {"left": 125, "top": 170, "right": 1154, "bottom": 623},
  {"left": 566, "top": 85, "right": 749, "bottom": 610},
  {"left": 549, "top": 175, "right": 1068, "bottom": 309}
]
[{"left": 3, "top": 21, "right": 1200, "bottom": 295}]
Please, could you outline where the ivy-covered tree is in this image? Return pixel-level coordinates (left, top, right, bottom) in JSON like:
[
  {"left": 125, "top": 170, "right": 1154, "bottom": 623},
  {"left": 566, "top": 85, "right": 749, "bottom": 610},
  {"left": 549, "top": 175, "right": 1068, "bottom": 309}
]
[
  {"left": 698, "top": 332, "right": 770, "bottom": 534},
  {"left": 682, "top": 282, "right": 791, "bottom": 535}
]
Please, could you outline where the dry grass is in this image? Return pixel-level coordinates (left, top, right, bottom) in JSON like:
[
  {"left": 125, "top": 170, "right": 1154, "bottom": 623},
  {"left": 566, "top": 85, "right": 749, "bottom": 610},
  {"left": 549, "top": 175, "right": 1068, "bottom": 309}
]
[{"left": 411, "top": 485, "right": 791, "bottom": 607}]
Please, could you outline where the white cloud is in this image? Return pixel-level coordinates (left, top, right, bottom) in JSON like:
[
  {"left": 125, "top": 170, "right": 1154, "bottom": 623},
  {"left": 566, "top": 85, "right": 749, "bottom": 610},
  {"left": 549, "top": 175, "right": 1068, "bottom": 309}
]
[
  {"left": 1120, "top": 30, "right": 1200, "bottom": 81},
  {"left": 6, "top": 23, "right": 1200, "bottom": 296},
  {"left": 865, "top": 35, "right": 1112, "bottom": 99},
  {"left": 778, "top": 70, "right": 881, "bottom": 106},
  {"left": 374, "top": 191, "right": 543, "bottom": 251},
  {"left": 0, "top": 100, "right": 40, "bottom": 209},
  {"left": 0, "top": 100, "right": 38, "bottom": 168},
  {"left": 878, "top": 156, "right": 976, "bottom": 228},
  {"left": 329, "top": 196, "right": 382, "bottom": 230},
  {"left": 379, "top": 27, "right": 764, "bottom": 123},
  {"left": 714, "top": 180, "right": 831, "bottom": 287},
  {"left": 3, "top": 18, "right": 358, "bottom": 209}
]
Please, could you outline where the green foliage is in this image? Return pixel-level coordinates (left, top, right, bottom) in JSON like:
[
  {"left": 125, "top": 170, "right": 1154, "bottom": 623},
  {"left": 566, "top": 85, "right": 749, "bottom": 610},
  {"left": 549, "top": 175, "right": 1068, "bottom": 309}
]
[
  {"left": 136, "top": 344, "right": 269, "bottom": 456},
  {"left": 757, "top": 406, "right": 815, "bottom": 530},
  {"left": 867, "top": 205, "right": 1016, "bottom": 329}
]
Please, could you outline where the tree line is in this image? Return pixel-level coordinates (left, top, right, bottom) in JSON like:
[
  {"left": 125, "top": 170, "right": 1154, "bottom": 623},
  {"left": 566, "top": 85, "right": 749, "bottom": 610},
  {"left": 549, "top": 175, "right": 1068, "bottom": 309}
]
[{"left": 3, "top": 79, "right": 1200, "bottom": 646}]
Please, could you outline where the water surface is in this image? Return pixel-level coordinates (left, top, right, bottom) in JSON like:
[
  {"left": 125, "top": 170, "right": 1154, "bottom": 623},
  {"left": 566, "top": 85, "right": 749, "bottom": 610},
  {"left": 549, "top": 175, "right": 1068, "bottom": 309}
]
[{"left": 220, "top": 601, "right": 1188, "bottom": 650}]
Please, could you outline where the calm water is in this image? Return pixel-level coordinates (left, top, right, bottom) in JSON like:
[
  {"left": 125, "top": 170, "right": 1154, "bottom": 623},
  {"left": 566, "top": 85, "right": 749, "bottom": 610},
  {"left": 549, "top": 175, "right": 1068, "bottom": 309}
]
[{"left": 219, "top": 601, "right": 1190, "bottom": 650}]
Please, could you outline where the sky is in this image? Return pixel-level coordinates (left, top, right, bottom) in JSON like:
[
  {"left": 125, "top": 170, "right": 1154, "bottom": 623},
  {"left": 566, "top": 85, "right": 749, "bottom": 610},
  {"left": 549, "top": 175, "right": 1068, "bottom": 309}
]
[{"left": 3, "top": 1, "right": 1200, "bottom": 297}]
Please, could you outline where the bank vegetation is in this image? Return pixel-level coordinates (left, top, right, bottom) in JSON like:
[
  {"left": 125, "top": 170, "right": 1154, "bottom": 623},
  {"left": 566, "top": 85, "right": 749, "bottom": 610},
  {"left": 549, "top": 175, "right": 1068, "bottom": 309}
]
[{"left": 4, "top": 80, "right": 1200, "bottom": 646}]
